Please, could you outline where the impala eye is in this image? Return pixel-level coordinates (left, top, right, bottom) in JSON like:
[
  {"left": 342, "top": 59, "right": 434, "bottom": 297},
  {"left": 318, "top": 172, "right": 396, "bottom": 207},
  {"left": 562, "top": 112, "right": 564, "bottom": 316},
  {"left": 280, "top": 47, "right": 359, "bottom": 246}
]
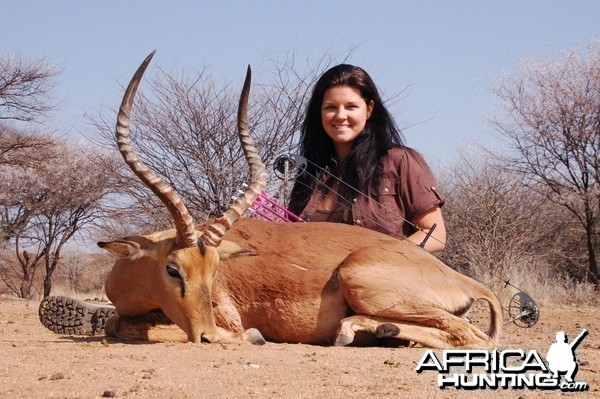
[{"left": 166, "top": 265, "right": 181, "bottom": 279}]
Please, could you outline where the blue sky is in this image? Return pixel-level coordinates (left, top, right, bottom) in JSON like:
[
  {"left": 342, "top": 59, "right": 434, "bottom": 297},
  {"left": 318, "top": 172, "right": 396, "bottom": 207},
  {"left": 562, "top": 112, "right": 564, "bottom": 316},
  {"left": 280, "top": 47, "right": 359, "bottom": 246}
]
[{"left": 2, "top": 1, "right": 599, "bottom": 169}]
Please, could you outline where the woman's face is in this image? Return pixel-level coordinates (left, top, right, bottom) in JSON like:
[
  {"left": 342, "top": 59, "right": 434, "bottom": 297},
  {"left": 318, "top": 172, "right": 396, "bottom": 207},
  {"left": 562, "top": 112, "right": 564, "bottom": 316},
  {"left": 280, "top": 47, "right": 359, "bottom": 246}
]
[{"left": 321, "top": 85, "right": 374, "bottom": 159}]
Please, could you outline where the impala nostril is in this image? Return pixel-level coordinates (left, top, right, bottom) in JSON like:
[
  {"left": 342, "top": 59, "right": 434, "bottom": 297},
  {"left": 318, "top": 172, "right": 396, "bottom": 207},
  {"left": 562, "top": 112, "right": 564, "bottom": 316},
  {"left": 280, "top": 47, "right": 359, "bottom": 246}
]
[{"left": 200, "top": 333, "right": 213, "bottom": 343}]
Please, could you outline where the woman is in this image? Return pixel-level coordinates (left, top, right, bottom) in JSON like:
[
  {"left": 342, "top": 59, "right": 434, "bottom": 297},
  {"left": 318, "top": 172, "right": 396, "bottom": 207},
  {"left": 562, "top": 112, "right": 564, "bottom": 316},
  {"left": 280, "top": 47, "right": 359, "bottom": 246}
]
[{"left": 288, "top": 64, "right": 446, "bottom": 253}]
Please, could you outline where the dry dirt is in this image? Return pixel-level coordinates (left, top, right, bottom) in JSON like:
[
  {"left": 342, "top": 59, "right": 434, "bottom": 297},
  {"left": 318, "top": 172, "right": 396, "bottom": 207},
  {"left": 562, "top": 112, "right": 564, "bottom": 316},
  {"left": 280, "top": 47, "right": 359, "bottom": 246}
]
[{"left": 0, "top": 297, "right": 598, "bottom": 399}]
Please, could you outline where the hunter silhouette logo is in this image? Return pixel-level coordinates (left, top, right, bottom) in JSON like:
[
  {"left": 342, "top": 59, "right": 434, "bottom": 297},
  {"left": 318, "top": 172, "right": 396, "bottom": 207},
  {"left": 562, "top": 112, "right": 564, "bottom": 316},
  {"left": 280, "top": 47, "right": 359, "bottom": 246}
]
[
  {"left": 546, "top": 329, "right": 588, "bottom": 383},
  {"left": 415, "top": 329, "right": 589, "bottom": 391}
]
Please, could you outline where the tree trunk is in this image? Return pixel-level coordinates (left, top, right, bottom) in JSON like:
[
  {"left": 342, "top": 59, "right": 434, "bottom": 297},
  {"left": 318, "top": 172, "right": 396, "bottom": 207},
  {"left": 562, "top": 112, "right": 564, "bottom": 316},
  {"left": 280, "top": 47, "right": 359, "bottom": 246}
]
[
  {"left": 43, "top": 269, "right": 53, "bottom": 298},
  {"left": 585, "top": 222, "right": 599, "bottom": 290}
]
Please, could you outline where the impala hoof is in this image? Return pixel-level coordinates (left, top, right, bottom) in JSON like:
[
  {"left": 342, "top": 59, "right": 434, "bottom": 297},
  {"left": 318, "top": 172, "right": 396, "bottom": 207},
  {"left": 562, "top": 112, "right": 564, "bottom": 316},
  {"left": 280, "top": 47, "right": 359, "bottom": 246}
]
[
  {"left": 104, "top": 315, "right": 119, "bottom": 337},
  {"left": 246, "top": 328, "right": 266, "bottom": 345},
  {"left": 334, "top": 334, "right": 354, "bottom": 346},
  {"left": 375, "top": 323, "right": 400, "bottom": 338}
]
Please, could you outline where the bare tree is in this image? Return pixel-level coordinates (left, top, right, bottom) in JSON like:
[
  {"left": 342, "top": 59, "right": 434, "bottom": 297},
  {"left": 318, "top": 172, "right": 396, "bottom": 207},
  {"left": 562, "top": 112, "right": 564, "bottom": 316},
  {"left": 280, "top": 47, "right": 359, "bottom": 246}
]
[
  {"left": 62, "top": 253, "right": 86, "bottom": 293},
  {"left": 0, "top": 123, "right": 58, "bottom": 167},
  {"left": 0, "top": 54, "right": 61, "bottom": 123},
  {"left": 489, "top": 41, "right": 600, "bottom": 287},
  {"left": 440, "top": 152, "right": 577, "bottom": 276},
  {"left": 56, "top": 252, "right": 112, "bottom": 295},
  {"left": 0, "top": 139, "right": 116, "bottom": 298},
  {"left": 87, "top": 50, "right": 349, "bottom": 224},
  {"left": 0, "top": 125, "right": 58, "bottom": 250},
  {"left": 438, "top": 150, "right": 592, "bottom": 307}
]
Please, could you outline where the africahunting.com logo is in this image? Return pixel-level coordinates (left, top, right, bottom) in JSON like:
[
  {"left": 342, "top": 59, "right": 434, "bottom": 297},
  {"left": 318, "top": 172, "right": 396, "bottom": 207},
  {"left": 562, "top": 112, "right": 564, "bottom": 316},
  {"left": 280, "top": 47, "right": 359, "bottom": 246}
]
[{"left": 416, "top": 329, "right": 589, "bottom": 392}]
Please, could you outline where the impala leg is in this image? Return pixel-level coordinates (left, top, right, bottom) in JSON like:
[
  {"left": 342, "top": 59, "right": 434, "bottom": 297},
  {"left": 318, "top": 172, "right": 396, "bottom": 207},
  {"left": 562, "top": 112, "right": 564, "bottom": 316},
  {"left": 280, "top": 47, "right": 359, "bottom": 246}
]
[
  {"left": 335, "top": 315, "right": 441, "bottom": 347},
  {"left": 107, "top": 310, "right": 188, "bottom": 342},
  {"left": 336, "top": 247, "right": 495, "bottom": 349},
  {"left": 216, "top": 326, "right": 266, "bottom": 345},
  {"left": 373, "top": 308, "right": 493, "bottom": 349},
  {"left": 335, "top": 314, "right": 493, "bottom": 349},
  {"left": 108, "top": 310, "right": 265, "bottom": 345}
]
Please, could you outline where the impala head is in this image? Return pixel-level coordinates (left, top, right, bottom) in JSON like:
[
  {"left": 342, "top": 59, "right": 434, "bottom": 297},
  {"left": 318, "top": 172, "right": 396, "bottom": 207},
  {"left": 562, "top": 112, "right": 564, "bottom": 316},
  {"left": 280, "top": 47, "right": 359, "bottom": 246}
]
[{"left": 99, "top": 52, "right": 266, "bottom": 343}]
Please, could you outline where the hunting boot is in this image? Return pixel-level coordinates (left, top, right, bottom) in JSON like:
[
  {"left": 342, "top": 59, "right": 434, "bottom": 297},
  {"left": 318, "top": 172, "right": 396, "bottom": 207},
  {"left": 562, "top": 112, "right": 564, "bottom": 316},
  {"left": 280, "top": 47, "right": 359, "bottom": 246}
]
[{"left": 39, "top": 296, "right": 117, "bottom": 336}]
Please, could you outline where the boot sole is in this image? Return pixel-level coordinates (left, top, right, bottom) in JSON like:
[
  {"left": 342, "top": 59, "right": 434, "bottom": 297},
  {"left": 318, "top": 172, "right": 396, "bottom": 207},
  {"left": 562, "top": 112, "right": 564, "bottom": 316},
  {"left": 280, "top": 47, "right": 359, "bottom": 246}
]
[{"left": 39, "top": 296, "right": 117, "bottom": 336}]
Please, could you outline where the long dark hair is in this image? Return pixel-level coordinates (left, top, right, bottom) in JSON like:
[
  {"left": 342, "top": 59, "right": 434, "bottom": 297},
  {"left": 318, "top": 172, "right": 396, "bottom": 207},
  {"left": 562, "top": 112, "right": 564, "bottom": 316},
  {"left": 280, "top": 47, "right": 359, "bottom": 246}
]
[{"left": 289, "top": 64, "right": 405, "bottom": 213}]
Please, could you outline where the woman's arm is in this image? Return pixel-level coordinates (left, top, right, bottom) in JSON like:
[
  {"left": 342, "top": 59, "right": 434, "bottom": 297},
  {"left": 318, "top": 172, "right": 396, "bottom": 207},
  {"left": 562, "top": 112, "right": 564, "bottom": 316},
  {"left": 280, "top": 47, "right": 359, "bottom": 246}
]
[{"left": 406, "top": 206, "right": 446, "bottom": 253}]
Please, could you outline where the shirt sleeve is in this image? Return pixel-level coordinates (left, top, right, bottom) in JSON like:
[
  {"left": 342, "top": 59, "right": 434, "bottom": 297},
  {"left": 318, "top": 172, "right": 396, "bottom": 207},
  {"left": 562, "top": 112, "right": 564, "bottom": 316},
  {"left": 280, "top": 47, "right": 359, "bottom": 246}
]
[{"left": 395, "top": 148, "right": 445, "bottom": 222}]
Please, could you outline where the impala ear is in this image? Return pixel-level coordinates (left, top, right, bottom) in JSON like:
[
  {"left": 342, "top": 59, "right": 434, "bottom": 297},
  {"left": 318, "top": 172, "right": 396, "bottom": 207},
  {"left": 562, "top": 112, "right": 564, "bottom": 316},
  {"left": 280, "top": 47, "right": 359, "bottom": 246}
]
[
  {"left": 216, "top": 240, "right": 257, "bottom": 260},
  {"left": 97, "top": 240, "right": 143, "bottom": 258}
]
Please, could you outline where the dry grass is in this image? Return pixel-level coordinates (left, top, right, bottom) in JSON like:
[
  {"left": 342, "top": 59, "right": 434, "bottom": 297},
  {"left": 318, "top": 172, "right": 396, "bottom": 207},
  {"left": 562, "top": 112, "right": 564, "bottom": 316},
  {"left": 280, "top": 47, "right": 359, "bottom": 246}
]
[
  {"left": 48, "top": 284, "right": 109, "bottom": 302},
  {"left": 473, "top": 264, "right": 598, "bottom": 310}
]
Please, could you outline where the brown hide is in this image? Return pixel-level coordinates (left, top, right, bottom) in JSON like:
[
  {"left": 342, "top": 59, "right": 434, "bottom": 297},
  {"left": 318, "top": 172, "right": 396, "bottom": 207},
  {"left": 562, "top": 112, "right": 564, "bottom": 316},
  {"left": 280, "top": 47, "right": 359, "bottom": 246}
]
[
  {"left": 208, "top": 218, "right": 501, "bottom": 346},
  {"left": 211, "top": 219, "right": 396, "bottom": 344}
]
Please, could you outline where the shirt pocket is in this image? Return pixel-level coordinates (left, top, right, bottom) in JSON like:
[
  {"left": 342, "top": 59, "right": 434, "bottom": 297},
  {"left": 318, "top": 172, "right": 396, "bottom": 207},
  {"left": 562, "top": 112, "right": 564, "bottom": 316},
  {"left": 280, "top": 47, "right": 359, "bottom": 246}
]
[{"left": 371, "top": 176, "right": 405, "bottom": 224}]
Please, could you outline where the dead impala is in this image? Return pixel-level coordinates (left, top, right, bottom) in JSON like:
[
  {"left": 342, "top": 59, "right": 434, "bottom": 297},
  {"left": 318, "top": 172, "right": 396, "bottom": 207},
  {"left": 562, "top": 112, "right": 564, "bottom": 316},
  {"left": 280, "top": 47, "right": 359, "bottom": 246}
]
[{"left": 43, "top": 52, "right": 503, "bottom": 349}]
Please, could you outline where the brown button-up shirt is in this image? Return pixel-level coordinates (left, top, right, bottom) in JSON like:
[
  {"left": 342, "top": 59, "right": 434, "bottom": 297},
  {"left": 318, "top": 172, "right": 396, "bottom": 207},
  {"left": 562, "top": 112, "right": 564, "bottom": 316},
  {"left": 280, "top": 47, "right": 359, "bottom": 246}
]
[{"left": 292, "top": 147, "right": 445, "bottom": 240}]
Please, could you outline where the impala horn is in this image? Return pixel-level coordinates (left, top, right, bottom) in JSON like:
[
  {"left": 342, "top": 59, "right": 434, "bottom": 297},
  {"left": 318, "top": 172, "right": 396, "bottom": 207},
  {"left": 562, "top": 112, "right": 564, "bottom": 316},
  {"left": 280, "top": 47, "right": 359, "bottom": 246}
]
[
  {"left": 115, "top": 51, "right": 197, "bottom": 248},
  {"left": 201, "top": 65, "right": 267, "bottom": 246}
]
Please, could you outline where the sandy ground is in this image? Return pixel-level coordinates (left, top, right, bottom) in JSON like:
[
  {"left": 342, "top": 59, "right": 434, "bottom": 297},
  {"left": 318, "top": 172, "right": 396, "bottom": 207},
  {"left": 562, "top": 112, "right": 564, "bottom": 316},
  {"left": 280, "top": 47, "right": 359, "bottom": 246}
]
[{"left": 0, "top": 297, "right": 598, "bottom": 399}]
